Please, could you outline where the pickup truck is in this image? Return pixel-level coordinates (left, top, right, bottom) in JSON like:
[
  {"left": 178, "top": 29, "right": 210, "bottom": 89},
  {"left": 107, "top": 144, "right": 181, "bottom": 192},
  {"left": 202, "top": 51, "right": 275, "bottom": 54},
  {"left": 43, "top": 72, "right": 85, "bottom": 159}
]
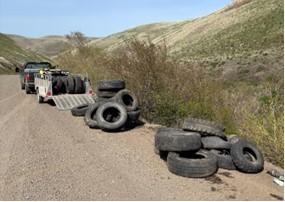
[
  {"left": 34, "top": 69, "right": 95, "bottom": 110},
  {"left": 19, "top": 61, "right": 53, "bottom": 94}
]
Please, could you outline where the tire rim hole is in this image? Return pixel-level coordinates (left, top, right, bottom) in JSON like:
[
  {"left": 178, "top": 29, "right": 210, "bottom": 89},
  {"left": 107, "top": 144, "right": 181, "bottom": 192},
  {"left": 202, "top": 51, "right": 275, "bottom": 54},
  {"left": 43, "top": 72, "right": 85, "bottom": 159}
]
[
  {"left": 103, "top": 107, "right": 121, "bottom": 123},
  {"left": 243, "top": 148, "right": 257, "bottom": 162},
  {"left": 122, "top": 94, "right": 133, "bottom": 107}
]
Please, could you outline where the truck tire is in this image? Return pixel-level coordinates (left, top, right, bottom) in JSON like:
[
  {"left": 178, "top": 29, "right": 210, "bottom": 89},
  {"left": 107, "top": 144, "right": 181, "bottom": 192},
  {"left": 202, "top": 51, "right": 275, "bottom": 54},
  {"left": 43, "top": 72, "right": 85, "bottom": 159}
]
[
  {"left": 97, "top": 90, "right": 117, "bottom": 98},
  {"left": 127, "top": 109, "right": 141, "bottom": 122},
  {"left": 231, "top": 139, "right": 264, "bottom": 173},
  {"left": 182, "top": 118, "right": 226, "bottom": 139},
  {"left": 97, "top": 80, "right": 125, "bottom": 91},
  {"left": 53, "top": 77, "right": 63, "bottom": 94},
  {"left": 201, "top": 136, "right": 231, "bottom": 150},
  {"left": 84, "top": 103, "right": 100, "bottom": 128},
  {"left": 74, "top": 76, "right": 85, "bottom": 94},
  {"left": 155, "top": 128, "right": 201, "bottom": 152},
  {"left": 66, "top": 76, "right": 75, "bottom": 94},
  {"left": 167, "top": 150, "right": 218, "bottom": 178},
  {"left": 96, "top": 102, "right": 128, "bottom": 131},
  {"left": 114, "top": 89, "right": 138, "bottom": 111},
  {"left": 71, "top": 104, "right": 89, "bottom": 116},
  {"left": 25, "top": 85, "right": 30, "bottom": 94},
  {"left": 210, "top": 150, "right": 236, "bottom": 170},
  {"left": 21, "top": 82, "right": 25, "bottom": 90}
]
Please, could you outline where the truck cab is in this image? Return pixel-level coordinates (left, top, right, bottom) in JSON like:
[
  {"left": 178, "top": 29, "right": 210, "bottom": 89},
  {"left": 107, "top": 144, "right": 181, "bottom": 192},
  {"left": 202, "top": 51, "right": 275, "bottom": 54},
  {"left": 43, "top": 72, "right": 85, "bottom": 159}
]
[{"left": 19, "top": 62, "right": 52, "bottom": 94}]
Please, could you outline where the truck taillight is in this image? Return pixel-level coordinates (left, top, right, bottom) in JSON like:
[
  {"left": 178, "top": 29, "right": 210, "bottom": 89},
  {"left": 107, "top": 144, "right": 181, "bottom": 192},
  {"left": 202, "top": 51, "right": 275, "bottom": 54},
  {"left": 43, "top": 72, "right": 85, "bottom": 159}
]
[
  {"left": 47, "top": 91, "right": 51, "bottom": 96},
  {"left": 24, "top": 74, "right": 30, "bottom": 81}
]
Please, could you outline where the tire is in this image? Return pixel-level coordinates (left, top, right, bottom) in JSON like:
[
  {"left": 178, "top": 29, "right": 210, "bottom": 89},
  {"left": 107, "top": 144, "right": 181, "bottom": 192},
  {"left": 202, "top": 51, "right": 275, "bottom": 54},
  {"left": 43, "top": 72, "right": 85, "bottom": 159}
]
[
  {"left": 182, "top": 118, "right": 226, "bottom": 139},
  {"left": 25, "top": 85, "right": 30, "bottom": 94},
  {"left": 36, "top": 89, "right": 44, "bottom": 104},
  {"left": 167, "top": 150, "right": 218, "bottom": 178},
  {"left": 53, "top": 77, "right": 63, "bottom": 94},
  {"left": 66, "top": 76, "right": 75, "bottom": 94},
  {"left": 114, "top": 89, "right": 138, "bottom": 111},
  {"left": 96, "top": 102, "right": 128, "bottom": 131},
  {"left": 71, "top": 104, "right": 89, "bottom": 116},
  {"left": 210, "top": 150, "right": 236, "bottom": 170},
  {"left": 97, "top": 90, "right": 117, "bottom": 98},
  {"left": 227, "top": 134, "right": 240, "bottom": 144},
  {"left": 201, "top": 136, "right": 231, "bottom": 150},
  {"left": 155, "top": 128, "right": 201, "bottom": 152},
  {"left": 127, "top": 109, "right": 141, "bottom": 122},
  {"left": 74, "top": 76, "right": 85, "bottom": 94},
  {"left": 21, "top": 82, "right": 25, "bottom": 90},
  {"left": 97, "top": 80, "right": 125, "bottom": 91},
  {"left": 231, "top": 139, "right": 264, "bottom": 173},
  {"left": 84, "top": 103, "right": 100, "bottom": 128}
]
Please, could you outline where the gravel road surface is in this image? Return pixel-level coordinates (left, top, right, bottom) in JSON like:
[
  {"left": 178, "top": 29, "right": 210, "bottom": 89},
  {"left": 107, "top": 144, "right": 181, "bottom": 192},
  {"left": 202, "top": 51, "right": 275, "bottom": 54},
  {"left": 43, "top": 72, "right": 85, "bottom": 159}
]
[{"left": 0, "top": 75, "right": 283, "bottom": 200}]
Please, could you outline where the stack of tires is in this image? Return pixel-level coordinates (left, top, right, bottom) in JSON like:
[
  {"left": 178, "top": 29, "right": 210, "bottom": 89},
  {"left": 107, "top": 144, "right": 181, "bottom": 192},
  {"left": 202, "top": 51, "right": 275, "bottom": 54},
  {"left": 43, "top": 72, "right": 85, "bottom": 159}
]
[
  {"left": 155, "top": 118, "right": 264, "bottom": 178},
  {"left": 52, "top": 75, "right": 85, "bottom": 94},
  {"left": 71, "top": 80, "right": 140, "bottom": 131}
]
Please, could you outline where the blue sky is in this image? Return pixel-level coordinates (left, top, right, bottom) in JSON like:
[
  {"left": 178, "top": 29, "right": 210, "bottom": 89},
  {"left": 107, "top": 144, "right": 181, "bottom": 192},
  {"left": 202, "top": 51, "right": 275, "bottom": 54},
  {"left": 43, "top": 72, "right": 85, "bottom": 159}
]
[{"left": 0, "top": 0, "right": 231, "bottom": 38}]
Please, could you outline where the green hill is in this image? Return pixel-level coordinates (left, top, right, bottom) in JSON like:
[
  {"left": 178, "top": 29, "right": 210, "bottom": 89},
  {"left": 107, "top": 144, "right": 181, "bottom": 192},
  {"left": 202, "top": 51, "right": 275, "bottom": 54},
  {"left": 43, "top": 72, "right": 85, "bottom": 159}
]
[
  {"left": 0, "top": 33, "right": 49, "bottom": 74},
  {"left": 89, "top": 0, "right": 283, "bottom": 84}
]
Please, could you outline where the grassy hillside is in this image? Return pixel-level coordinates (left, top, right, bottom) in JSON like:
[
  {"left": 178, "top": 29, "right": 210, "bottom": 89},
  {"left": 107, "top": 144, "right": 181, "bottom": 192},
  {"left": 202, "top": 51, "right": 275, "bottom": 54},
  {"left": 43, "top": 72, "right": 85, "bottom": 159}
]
[
  {"left": 90, "top": 0, "right": 283, "bottom": 83},
  {"left": 8, "top": 34, "right": 73, "bottom": 58},
  {"left": 0, "top": 33, "right": 49, "bottom": 74}
]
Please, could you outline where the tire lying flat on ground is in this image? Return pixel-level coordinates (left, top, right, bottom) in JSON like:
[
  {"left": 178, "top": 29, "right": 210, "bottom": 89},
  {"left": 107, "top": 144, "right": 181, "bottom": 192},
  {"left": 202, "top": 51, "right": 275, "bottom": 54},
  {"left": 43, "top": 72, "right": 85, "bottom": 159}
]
[
  {"left": 231, "top": 139, "right": 264, "bottom": 173},
  {"left": 96, "top": 102, "right": 128, "bottom": 131},
  {"left": 97, "top": 90, "right": 117, "bottom": 98},
  {"left": 84, "top": 103, "right": 100, "bottom": 128},
  {"left": 167, "top": 150, "right": 218, "bottom": 178},
  {"left": 71, "top": 104, "right": 89, "bottom": 117},
  {"left": 155, "top": 128, "right": 201, "bottom": 152},
  {"left": 114, "top": 89, "right": 138, "bottom": 111},
  {"left": 210, "top": 150, "right": 236, "bottom": 170},
  {"left": 201, "top": 136, "right": 231, "bottom": 150},
  {"left": 97, "top": 80, "right": 125, "bottom": 91},
  {"left": 182, "top": 118, "right": 226, "bottom": 139}
]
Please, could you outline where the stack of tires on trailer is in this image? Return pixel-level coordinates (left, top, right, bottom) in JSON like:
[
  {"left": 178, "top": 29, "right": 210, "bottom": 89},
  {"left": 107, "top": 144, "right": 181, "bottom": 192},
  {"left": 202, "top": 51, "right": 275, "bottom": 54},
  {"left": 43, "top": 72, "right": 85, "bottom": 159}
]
[
  {"left": 52, "top": 75, "right": 85, "bottom": 95},
  {"left": 155, "top": 118, "right": 264, "bottom": 178},
  {"left": 71, "top": 80, "right": 141, "bottom": 131}
]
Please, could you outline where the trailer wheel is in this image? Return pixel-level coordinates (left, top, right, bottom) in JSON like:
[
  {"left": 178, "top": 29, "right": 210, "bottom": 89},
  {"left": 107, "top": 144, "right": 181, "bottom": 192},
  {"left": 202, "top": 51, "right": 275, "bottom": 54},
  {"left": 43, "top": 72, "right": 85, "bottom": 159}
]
[{"left": 37, "top": 89, "right": 44, "bottom": 104}]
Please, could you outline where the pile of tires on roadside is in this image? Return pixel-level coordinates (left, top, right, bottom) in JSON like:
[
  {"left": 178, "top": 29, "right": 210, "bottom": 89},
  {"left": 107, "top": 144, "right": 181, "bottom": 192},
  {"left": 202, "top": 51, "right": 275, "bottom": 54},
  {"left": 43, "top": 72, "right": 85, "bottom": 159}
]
[
  {"left": 155, "top": 118, "right": 264, "bottom": 178},
  {"left": 71, "top": 80, "right": 141, "bottom": 131}
]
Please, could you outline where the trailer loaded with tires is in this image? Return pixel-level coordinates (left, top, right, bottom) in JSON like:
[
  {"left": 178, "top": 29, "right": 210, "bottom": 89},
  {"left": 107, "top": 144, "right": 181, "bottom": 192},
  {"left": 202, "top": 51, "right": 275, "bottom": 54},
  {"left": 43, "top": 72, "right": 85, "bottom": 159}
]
[
  {"left": 155, "top": 118, "right": 264, "bottom": 178},
  {"left": 71, "top": 80, "right": 141, "bottom": 131}
]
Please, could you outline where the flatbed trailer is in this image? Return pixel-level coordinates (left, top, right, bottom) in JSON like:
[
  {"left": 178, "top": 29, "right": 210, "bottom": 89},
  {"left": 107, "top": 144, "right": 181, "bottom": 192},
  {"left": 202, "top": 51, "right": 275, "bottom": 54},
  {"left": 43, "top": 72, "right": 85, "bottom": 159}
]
[{"left": 34, "top": 69, "right": 95, "bottom": 110}]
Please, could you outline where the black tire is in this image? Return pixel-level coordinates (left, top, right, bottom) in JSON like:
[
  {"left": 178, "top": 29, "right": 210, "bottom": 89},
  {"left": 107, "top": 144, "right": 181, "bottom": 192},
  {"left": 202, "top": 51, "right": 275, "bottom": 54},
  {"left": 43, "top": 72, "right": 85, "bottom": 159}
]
[
  {"left": 71, "top": 104, "right": 89, "bottom": 117},
  {"left": 182, "top": 118, "right": 226, "bottom": 139},
  {"left": 231, "top": 139, "right": 264, "bottom": 173},
  {"left": 25, "top": 85, "right": 30, "bottom": 94},
  {"left": 66, "top": 76, "right": 75, "bottom": 94},
  {"left": 127, "top": 109, "right": 141, "bottom": 122},
  {"left": 155, "top": 128, "right": 201, "bottom": 152},
  {"left": 201, "top": 136, "right": 231, "bottom": 150},
  {"left": 53, "top": 77, "right": 63, "bottom": 94},
  {"left": 36, "top": 89, "right": 44, "bottom": 104},
  {"left": 210, "top": 150, "right": 236, "bottom": 170},
  {"left": 167, "top": 150, "right": 218, "bottom": 178},
  {"left": 84, "top": 103, "right": 100, "bottom": 128},
  {"left": 114, "top": 89, "right": 138, "bottom": 111},
  {"left": 96, "top": 102, "right": 128, "bottom": 131},
  {"left": 74, "top": 76, "right": 85, "bottom": 94},
  {"left": 227, "top": 134, "right": 240, "bottom": 144},
  {"left": 97, "top": 90, "right": 117, "bottom": 98},
  {"left": 97, "top": 80, "right": 125, "bottom": 91},
  {"left": 21, "top": 82, "right": 25, "bottom": 90}
]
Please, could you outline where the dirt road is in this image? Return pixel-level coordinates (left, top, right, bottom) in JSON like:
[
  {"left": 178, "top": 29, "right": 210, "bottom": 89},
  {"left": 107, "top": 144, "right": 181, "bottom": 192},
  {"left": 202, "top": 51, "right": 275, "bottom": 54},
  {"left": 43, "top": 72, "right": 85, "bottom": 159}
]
[{"left": 0, "top": 75, "right": 283, "bottom": 200}]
